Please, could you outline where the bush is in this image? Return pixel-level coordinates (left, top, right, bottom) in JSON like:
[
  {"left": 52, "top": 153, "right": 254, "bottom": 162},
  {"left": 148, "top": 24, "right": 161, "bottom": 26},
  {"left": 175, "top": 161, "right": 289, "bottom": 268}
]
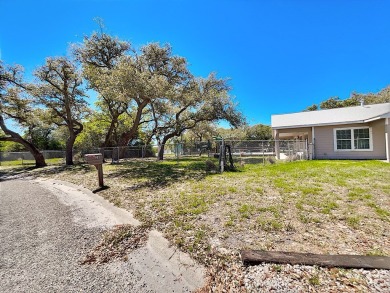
[
  {"left": 205, "top": 160, "right": 217, "bottom": 171},
  {"left": 268, "top": 157, "right": 276, "bottom": 164}
]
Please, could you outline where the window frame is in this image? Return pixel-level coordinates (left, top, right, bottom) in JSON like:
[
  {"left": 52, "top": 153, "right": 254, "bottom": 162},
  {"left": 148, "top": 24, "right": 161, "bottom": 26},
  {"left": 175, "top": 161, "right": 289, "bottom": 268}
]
[{"left": 333, "top": 126, "right": 373, "bottom": 152}]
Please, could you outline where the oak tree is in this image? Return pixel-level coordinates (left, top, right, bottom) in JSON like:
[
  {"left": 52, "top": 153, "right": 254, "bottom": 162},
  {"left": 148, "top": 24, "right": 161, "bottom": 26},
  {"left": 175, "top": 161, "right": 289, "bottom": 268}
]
[
  {"left": 74, "top": 32, "right": 130, "bottom": 147},
  {"left": 151, "top": 73, "right": 244, "bottom": 160},
  {"left": 33, "top": 57, "right": 89, "bottom": 165},
  {"left": 0, "top": 61, "right": 47, "bottom": 167}
]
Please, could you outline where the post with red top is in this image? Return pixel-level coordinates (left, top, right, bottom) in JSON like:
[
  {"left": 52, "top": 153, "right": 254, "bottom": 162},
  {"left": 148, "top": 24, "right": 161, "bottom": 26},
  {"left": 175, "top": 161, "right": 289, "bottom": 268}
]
[{"left": 84, "top": 153, "right": 104, "bottom": 187}]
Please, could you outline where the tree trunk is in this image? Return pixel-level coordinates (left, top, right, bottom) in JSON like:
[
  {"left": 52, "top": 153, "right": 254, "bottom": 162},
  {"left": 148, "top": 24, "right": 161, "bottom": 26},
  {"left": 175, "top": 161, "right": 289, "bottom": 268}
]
[
  {"left": 0, "top": 115, "right": 47, "bottom": 168},
  {"left": 101, "top": 117, "right": 118, "bottom": 147},
  {"left": 118, "top": 100, "right": 149, "bottom": 147},
  {"left": 119, "top": 127, "right": 138, "bottom": 148},
  {"left": 157, "top": 134, "right": 175, "bottom": 161},
  {"left": 157, "top": 143, "right": 165, "bottom": 161},
  {"left": 117, "top": 100, "right": 149, "bottom": 159},
  {"left": 65, "top": 134, "right": 76, "bottom": 165},
  {"left": 27, "top": 145, "right": 46, "bottom": 168}
]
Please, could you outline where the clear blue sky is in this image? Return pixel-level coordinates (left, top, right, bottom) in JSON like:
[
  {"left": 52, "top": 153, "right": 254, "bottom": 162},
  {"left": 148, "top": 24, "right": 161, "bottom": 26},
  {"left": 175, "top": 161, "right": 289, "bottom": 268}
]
[{"left": 1, "top": 0, "right": 390, "bottom": 126}]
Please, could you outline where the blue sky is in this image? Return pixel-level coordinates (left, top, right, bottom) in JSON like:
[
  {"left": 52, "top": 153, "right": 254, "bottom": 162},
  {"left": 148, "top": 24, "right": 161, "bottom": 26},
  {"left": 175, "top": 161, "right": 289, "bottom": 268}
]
[{"left": 1, "top": 0, "right": 390, "bottom": 126}]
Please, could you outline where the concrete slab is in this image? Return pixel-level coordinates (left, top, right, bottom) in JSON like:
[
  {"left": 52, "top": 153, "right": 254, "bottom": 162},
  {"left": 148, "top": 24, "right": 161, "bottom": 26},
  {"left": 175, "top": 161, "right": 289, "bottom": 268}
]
[
  {"left": 35, "top": 178, "right": 140, "bottom": 228},
  {"left": 35, "top": 178, "right": 206, "bottom": 292},
  {"left": 129, "top": 230, "right": 205, "bottom": 292}
]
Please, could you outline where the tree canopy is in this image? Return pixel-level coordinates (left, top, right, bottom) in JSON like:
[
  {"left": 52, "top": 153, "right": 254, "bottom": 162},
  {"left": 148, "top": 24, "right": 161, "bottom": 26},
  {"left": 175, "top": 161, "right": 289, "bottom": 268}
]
[
  {"left": 151, "top": 73, "right": 244, "bottom": 159},
  {"left": 74, "top": 31, "right": 244, "bottom": 159},
  {"left": 32, "top": 57, "right": 89, "bottom": 165},
  {"left": 0, "top": 61, "right": 47, "bottom": 167},
  {"left": 305, "top": 86, "right": 390, "bottom": 111},
  {"left": 0, "top": 29, "right": 246, "bottom": 162}
]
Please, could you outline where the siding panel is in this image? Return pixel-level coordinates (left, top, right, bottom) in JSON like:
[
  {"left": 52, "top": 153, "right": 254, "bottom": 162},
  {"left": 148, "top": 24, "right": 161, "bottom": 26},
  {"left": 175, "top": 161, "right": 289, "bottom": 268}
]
[{"left": 314, "top": 120, "right": 386, "bottom": 159}]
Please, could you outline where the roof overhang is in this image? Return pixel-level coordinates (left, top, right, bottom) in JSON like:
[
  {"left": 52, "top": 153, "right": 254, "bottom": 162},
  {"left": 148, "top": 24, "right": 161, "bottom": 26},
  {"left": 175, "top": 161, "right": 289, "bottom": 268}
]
[
  {"left": 272, "top": 120, "right": 366, "bottom": 130},
  {"left": 271, "top": 103, "right": 390, "bottom": 130},
  {"left": 364, "top": 113, "right": 390, "bottom": 123}
]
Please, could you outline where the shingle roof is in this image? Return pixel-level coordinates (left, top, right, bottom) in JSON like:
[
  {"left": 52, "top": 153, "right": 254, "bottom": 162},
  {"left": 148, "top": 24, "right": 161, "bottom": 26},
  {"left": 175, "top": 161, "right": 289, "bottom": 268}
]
[{"left": 271, "top": 103, "right": 390, "bottom": 129}]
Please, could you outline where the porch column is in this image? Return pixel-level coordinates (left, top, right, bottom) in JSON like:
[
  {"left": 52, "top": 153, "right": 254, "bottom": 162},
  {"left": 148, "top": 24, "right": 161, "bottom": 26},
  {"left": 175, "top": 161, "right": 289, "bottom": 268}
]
[
  {"left": 274, "top": 129, "right": 280, "bottom": 160},
  {"left": 306, "top": 128, "right": 313, "bottom": 160},
  {"left": 311, "top": 126, "right": 315, "bottom": 160},
  {"left": 307, "top": 128, "right": 313, "bottom": 144},
  {"left": 386, "top": 118, "right": 390, "bottom": 163}
]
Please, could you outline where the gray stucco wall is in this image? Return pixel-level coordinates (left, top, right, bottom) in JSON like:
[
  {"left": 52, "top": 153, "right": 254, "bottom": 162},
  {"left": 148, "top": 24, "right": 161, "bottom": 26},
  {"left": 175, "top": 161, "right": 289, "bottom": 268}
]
[{"left": 314, "top": 119, "right": 386, "bottom": 160}]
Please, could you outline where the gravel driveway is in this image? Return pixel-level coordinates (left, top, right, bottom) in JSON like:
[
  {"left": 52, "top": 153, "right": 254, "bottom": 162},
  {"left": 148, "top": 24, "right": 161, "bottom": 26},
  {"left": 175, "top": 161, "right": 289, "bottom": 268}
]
[{"left": 0, "top": 178, "right": 204, "bottom": 293}]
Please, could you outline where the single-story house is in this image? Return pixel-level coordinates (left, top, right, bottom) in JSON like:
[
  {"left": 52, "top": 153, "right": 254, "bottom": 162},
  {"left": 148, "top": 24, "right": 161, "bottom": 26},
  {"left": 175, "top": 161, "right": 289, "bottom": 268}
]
[{"left": 271, "top": 102, "right": 390, "bottom": 162}]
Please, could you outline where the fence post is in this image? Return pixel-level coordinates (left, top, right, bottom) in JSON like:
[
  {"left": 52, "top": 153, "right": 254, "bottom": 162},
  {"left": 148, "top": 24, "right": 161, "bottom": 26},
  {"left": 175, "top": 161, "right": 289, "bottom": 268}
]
[
  {"left": 262, "top": 141, "right": 265, "bottom": 165},
  {"left": 175, "top": 143, "right": 179, "bottom": 164},
  {"left": 220, "top": 138, "right": 225, "bottom": 172},
  {"left": 275, "top": 140, "right": 280, "bottom": 160}
]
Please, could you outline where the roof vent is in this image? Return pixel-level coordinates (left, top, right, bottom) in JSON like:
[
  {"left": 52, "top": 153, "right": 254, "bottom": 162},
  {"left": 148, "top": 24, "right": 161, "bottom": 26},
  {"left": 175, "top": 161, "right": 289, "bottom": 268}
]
[{"left": 360, "top": 98, "right": 365, "bottom": 107}]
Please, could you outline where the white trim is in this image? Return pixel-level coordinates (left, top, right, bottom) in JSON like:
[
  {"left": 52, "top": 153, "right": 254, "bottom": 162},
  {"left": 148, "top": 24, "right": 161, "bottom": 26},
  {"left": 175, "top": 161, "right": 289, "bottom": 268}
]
[
  {"left": 272, "top": 120, "right": 367, "bottom": 130},
  {"left": 364, "top": 116, "right": 383, "bottom": 123},
  {"left": 364, "top": 113, "right": 390, "bottom": 123},
  {"left": 333, "top": 126, "right": 373, "bottom": 152}
]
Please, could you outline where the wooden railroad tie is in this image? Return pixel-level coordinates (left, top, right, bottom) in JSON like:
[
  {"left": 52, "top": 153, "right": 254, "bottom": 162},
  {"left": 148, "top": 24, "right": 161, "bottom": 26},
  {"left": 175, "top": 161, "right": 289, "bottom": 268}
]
[{"left": 241, "top": 250, "right": 390, "bottom": 270}]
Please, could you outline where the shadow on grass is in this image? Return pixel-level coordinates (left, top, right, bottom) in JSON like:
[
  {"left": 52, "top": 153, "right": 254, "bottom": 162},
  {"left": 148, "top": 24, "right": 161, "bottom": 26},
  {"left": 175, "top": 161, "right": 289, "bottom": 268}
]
[
  {"left": 0, "top": 163, "right": 92, "bottom": 182},
  {"left": 233, "top": 157, "right": 268, "bottom": 165},
  {"left": 106, "top": 158, "right": 218, "bottom": 190},
  {"left": 0, "top": 157, "right": 221, "bottom": 188},
  {"left": 0, "top": 165, "right": 38, "bottom": 181},
  {"left": 92, "top": 185, "right": 110, "bottom": 193}
]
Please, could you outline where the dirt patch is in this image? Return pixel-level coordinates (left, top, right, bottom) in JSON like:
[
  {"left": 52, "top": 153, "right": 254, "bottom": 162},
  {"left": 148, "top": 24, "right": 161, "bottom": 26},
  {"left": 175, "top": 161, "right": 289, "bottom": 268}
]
[{"left": 81, "top": 224, "right": 149, "bottom": 264}]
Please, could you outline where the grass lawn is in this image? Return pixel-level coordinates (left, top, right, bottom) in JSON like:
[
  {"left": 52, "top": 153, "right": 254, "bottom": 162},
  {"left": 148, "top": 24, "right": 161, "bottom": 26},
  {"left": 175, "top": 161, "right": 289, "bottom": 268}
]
[
  {"left": 0, "top": 157, "right": 63, "bottom": 166},
  {"left": 2, "top": 158, "right": 389, "bottom": 289}
]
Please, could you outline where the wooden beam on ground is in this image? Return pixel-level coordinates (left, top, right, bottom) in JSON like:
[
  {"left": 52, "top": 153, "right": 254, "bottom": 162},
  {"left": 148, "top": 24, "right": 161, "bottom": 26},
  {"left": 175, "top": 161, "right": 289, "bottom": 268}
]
[{"left": 241, "top": 250, "right": 390, "bottom": 270}]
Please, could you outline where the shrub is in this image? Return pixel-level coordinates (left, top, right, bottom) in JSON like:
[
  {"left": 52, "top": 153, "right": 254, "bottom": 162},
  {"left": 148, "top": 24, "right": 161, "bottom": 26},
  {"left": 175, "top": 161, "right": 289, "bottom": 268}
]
[{"left": 205, "top": 160, "right": 217, "bottom": 171}]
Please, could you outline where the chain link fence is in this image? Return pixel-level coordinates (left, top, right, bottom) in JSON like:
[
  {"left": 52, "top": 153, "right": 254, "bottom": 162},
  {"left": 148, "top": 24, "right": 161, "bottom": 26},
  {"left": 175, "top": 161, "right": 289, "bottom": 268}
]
[
  {"left": 0, "top": 140, "right": 309, "bottom": 166},
  {"left": 158, "top": 139, "right": 309, "bottom": 164},
  {"left": 223, "top": 140, "right": 308, "bottom": 165},
  {"left": 0, "top": 150, "right": 66, "bottom": 166}
]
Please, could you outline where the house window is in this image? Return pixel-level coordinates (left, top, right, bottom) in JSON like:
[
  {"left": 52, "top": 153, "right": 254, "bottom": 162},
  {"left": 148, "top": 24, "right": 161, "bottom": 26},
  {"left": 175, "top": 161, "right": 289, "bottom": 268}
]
[
  {"left": 354, "top": 128, "right": 370, "bottom": 149},
  {"left": 334, "top": 127, "right": 372, "bottom": 151},
  {"left": 336, "top": 129, "right": 352, "bottom": 149}
]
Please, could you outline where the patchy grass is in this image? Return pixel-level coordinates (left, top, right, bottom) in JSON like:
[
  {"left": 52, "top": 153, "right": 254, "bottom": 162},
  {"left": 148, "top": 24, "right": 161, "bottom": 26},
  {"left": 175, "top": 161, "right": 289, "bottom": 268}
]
[
  {"left": 2, "top": 158, "right": 389, "bottom": 289},
  {"left": 346, "top": 215, "right": 361, "bottom": 229},
  {"left": 308, "top": 273, "right": 321, "bottom": 286}
]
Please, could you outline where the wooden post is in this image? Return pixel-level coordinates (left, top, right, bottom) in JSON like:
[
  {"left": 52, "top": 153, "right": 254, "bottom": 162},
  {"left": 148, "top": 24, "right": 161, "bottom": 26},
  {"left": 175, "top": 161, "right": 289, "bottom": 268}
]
[
  {"left": 84, "top": 153, "right": 104, "bottom": 188},
  {"left": 96, "top": 164, "right": 104, "bottom": 187}
]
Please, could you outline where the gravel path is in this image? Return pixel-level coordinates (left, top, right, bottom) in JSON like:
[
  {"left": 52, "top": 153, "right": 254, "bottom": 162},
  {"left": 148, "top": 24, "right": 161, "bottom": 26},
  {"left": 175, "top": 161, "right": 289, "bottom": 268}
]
[
  {"left": 0, "top": 179, "right": 204, "bottom": 292},
  {"left": 244, "top": 262, "right": 390, "bottom": 292}
]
